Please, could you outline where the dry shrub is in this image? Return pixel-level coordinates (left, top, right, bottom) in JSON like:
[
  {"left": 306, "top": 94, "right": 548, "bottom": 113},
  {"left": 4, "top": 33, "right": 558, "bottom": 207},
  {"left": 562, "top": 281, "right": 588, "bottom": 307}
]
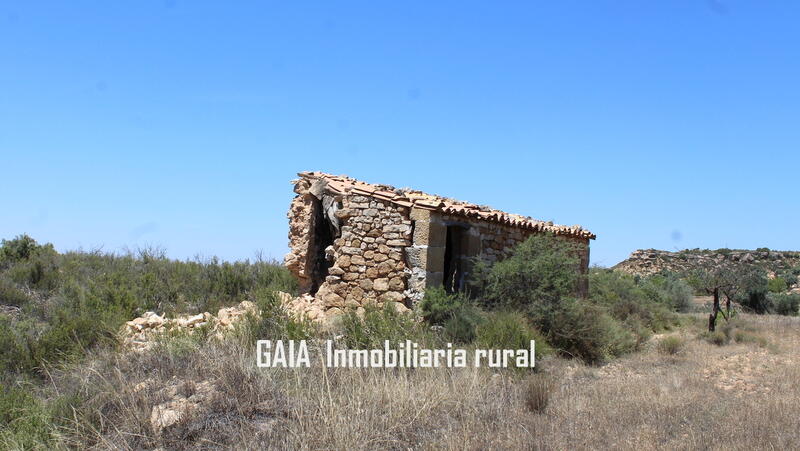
[
  {"left": 733, "top": 329, "right": 769, "bottom": 347},
  {"left": 524, "top": 374, "right": 554, "bottom": 414},
  {"left": 702, "top": 330, "right": 729, "bottom": 346},
  {"left": 658, "top": 336, "right": 685, "bottom": 355}
]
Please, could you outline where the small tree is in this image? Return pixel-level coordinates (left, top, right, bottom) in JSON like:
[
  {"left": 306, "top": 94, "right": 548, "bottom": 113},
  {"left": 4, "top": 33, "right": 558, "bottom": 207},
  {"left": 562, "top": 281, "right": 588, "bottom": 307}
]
[{"left": 688, "top": 263, "right": 767, "bottom": 331}]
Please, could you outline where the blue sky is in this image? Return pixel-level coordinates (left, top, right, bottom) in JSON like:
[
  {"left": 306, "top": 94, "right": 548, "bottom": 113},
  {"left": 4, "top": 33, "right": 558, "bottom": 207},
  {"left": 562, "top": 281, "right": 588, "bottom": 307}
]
[{"left": 1, "top": 1, "right": 798, "bottom": 267}]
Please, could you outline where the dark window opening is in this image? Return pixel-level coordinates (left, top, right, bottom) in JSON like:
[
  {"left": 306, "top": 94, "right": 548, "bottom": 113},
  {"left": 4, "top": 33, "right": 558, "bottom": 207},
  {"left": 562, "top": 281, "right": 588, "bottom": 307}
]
[
  {"left": 309, "top": 197, "right": 335, "bottom": 295},
  {"left": 443, "top": 225, "right": 469, "bottom": 293}
]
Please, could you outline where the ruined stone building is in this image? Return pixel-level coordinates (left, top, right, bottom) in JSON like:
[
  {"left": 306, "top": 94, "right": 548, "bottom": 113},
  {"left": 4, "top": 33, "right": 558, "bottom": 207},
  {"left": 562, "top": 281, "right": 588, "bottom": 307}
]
[{"left": 284, "top": 172, "right": 595, "bottom": 320}]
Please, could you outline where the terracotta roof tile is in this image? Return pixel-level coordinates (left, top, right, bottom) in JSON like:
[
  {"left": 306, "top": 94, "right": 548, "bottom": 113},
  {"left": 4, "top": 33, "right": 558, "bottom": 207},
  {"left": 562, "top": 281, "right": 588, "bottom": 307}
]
[{"left": 297, "top": 171, "right": 596, "bottom": 239}]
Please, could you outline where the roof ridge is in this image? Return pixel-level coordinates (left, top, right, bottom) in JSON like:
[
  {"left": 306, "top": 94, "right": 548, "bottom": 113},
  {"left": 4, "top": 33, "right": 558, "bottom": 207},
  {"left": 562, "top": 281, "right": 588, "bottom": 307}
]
[{"left": 296, "top": 171, "right": 595, "bottom": 239}]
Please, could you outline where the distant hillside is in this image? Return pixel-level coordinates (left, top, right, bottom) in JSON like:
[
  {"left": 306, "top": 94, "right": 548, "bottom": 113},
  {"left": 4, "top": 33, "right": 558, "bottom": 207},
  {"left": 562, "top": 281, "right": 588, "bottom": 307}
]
[{"left": 614, "top": 248, "right": 800, "bottom": 277}]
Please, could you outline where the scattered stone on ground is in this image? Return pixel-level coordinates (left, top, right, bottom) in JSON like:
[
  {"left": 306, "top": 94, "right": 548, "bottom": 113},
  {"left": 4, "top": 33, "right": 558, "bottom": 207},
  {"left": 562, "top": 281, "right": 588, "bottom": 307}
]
[
  {"left": 120, "top": 290, "right": 386, "bottom": 352},
  {"left": 120, "top": 300, "right": 258, "bottom": 352},
  {"left": 0, "top": 304, "right": 21, "bottom": 319},
  {"left": 143, "top": 378, "right": 218, "bottom": 435}
]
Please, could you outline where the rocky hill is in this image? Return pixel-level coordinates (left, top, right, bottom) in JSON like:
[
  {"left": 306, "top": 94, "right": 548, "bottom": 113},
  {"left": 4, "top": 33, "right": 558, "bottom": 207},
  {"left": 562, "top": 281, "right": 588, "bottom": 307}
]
[{"left": 614, "top": 248, "right": 800, "bottom": 277}]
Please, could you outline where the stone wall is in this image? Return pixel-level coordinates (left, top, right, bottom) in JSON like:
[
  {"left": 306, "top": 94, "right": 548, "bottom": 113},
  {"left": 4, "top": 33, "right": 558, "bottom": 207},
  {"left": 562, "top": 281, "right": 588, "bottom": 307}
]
[
  {"left": 317, "top": 194, "right": 412, "bottom": 314},
  {"left": 285, "top": 182, "right": 413, "bottom": 319},
  {"left": 284, "top": 180, "right": 318, "bottom": 293}
]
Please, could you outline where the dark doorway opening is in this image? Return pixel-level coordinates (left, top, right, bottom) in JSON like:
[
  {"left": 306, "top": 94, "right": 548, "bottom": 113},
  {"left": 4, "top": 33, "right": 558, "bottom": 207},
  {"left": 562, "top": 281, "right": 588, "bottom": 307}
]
[
  {"left": 309, "top": 198, "right": 335, "bottom": 295},
  {"left": 443, "top": 225, "right": 469, "bottom": 293}
]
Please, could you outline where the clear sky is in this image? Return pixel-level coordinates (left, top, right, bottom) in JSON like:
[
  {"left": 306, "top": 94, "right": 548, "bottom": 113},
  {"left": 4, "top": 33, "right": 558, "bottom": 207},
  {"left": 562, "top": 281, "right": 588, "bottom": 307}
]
[{"left": 1, "top": 1, "right": 798, "bottom": 267}]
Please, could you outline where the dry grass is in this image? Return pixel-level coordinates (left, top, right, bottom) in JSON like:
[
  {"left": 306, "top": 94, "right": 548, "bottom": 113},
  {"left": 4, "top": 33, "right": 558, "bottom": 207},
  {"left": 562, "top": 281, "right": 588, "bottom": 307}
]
[
  {"left": 42, "top": 313, "right": 800, "bottom": 450},
  {"left": 524, "top": 374, "right": 554, "bottom": 414},
  {"left": 656, "top": 335, "right": 686, "bottom": 355}
]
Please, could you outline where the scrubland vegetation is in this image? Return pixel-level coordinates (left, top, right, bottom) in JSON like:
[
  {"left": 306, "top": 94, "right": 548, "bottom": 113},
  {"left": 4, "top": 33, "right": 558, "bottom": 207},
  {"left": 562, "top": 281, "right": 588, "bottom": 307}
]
[{"left": 1, "top": 234, "right": 799, "bottom": 450}]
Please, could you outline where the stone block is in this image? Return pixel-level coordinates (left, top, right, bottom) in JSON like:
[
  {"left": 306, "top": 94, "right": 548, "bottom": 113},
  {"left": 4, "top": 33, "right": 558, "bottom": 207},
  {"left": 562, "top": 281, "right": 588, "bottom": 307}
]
[
  {"left": 374, "top": 278, "right": 390, "bottom": 291},
  {"left": 412, "top": 215, "right": 445, "bottom": 248},
  {"left": 410, "top": 208, "right": 431, "bottom": 221},
  {"left": 380, "top": 291, "right": 406, "bottom": 303},
  {"left": 427, "top": 220, "right": 446, "bottom": 248},
  {"left": 426, "top": 246, "right": 446, "bottom": 274},
  {"left": 389, "top": 277, "right": 405, "bottom": 291},
  {"left": 405, "top": 245, "right": 425, "bottom": 268}
]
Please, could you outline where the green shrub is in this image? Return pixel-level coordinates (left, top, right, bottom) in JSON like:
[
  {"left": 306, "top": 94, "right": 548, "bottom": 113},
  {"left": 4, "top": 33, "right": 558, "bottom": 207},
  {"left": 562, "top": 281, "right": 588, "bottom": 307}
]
[
  {"left": 341, "top": 303, "right": 431, "bottom": 349},
  {"left": 739, "top": 286, "right": 771, "bottom": 314},
  {"left": 0, "top": 235, "right": 50, "bottom": 265},
  {"left": 658, "top": 275, "right": 694, "bottom": 312},
  {"left": 658, "top": 336, "right": 685, "bottom": 355},
  {"left": 0, "top": 383, "right": 54, "bottom": 449},
  {"left": 0, "top": 277, "right": 29, "bottom": 307},
  {"left": 768, "top": 277, "right": 788, "bottom": 293},
  {"left": 542, "top": 300, "right": 637, "bottom": 363},
  {"left": 602, "top": 314, "right": 642, "bottom": 357},
  {"left": 420, "top": 287, "right": 468, "bottom": 325},
  {"left": 481, "top": 233, "right": 583, "bottom": 313},
  {"left": 768, "top": 293, "right": 800, "bottom": 316},
  {"left": 249, "top": 289, "right": 315, "bottom": 342},
  {"left": 442, "top": 304, "right": 483, "bottom": 344},
  {"left": 420, "top": 287, "right": 483, "bottom": 343},
  {"left": 780, "top": 272, "right": 798, "bottom": 288},
  {"left": 471, "top": 235, "right": 670, "bottom": 364},
  {"left": 589, "top": 269, "right": 678, "bottom": 331},
  {"left": 0, "top": 235, "right": 298, "bottom": 376},
  {"left": 0, "top": 319, "right": 36, "bottom": 374},
  {"left": 476, "top": 311, "right": 551, "bottom": 359},
  {"left": 31, "top": 309, "right": 111, "bottom": 368}
]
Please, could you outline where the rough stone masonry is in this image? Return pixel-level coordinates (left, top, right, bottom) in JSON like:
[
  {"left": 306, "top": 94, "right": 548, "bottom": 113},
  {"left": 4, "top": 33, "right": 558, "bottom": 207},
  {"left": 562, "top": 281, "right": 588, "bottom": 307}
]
[{"left": 284, "top": 172, "right": 595, "bottom": 321}]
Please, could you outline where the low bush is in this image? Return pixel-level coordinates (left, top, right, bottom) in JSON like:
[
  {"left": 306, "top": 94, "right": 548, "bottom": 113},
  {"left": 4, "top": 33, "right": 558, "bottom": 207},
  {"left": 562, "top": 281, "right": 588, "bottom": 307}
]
[
  {"left": 420, "top": 287, "right": 468, "bottom": 325},
  {"left": 768, "top": 293, "right": 800, "bottom": 316},
  {"left": 0, "top": 382, "right": 79, "bottom": 449},
  {"left": 733, "top": 329, "right": 768, "bottom": 347},
  {"left": 468, "top": 235, "right": 678, "bottom": 364},
  {"left": 643, "top": 274, "right": 694, "bottom": 312},
  {"left": 442, "top": 304, "right": 483, "bottom": 344},
  {"left": 476, "top": 311, "right": 550, "bottom": 359},
  {"left": 0, "top": 235, "right": 52, "bottom": 266},
  {"left": 739, "top": 286, "right": 771, "bottom": 314},
  {"left": 248, "top": 288, "right": 315, "bottom": 342},
  {"left": 767, "top": 277, "right": 788, "bottom": 293},
  {"left": 340, "top": 303, "right": 432, "bottom": 349},
  {"left": 524, "top": 374, "right": 554, "bottom": 414},
  {"left": 658, "top": 336, "right": 685, "bottom": 355},
  {"left": 780, "top": 270, "right": 798, "bottom": 288},
  {"left": 702, "top": 330, "right": 729, "bottom": 346},
  {"left": 589, "top": 269, "right": 679, "bottom": 331},
  {"left": 0, "top": 277, "right": 29, "bottom": 307},
  {"left": 542, "top": 300, "right": 638, "bottom": 363},
  {"left": 420, "top": 287, "right": 483, "bottom": 344},
  {"left": 0, "top": 385, "right": 51, "bottom": 448}
]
